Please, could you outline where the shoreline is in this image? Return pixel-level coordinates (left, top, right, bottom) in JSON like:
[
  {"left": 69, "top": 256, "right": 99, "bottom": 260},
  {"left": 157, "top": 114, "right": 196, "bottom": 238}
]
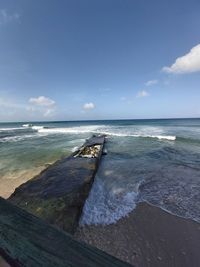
[
  {"left": 0, "top": 166, "right": 47, "bottom": 199},
  {"left": 75, "top": 202, "right": 200, "bottom": 267}
]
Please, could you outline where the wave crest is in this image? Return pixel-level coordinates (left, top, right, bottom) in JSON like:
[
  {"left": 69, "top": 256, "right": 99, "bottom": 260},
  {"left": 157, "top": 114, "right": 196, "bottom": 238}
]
[
  {"left": 96, "top": 131, "right": 176, "bottom": 141},
  {"left": 0, "top": 127, "right": 25, "bottom": 131},
  {"left": 36, "top": 125, "right": 176, "bottom": 141},
  {"left": 37, "top": 125, "right": 102, "bottom": 134},
  {"left": 31, "top": 126, "right": 45, "bottom": 130}
]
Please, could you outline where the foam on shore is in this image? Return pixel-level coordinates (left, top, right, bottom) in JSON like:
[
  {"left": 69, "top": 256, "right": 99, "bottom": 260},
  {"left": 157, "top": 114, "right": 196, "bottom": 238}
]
[
  {"left": 80, "top": 178, "right": 140, "bottom": 225},
  {"left": 76, "top": 202, "right": 200, "bottom": 266}
]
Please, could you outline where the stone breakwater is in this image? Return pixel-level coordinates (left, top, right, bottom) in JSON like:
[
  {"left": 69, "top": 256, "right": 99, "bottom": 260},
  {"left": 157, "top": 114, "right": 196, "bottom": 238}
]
[{"left": 9, "top": 135, "right": 105, "bottom": 234}]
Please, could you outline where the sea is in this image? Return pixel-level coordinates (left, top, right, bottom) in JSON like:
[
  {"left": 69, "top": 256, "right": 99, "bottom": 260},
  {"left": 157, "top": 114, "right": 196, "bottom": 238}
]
[{"left": 1, "top": 118, "right": 200, "bottom": 225}]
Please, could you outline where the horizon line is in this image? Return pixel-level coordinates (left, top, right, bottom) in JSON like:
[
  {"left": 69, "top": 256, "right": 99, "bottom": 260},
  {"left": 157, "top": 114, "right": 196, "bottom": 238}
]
[{"left": 1, "top": 117, "right": 200, "bottom": 124}]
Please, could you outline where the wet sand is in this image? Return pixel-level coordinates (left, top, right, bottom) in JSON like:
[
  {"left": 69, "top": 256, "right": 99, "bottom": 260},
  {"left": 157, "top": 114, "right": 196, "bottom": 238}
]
[
  {"left": 75, "top": 202, "right": 200, "bottom": 267},
  {"left": 0, "top": 167, "right": 46, "bottom": 199}
]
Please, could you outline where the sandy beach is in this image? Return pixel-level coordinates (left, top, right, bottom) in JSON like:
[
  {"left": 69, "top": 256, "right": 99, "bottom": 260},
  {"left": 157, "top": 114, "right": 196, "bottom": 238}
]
[
  {"left": 0, "top": 167, "right": 46, "bottom": 199},
  {"left": 75, "top": 202, "right": 200, "bottom": 267}
]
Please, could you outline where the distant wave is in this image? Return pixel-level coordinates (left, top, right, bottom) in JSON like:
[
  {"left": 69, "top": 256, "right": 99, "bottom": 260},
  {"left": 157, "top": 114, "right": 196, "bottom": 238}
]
[
  {"left": 22, "top": 124, "right": 45, "bottom": 130},
  {"left": 31, "top": 126, "right": 45, "bottom": 130},
  {"left": 137, "top": 134, "right": 176, "bottom": 141},
  {"left": 37, "top": 125, "right": 103, "bottom": 134},
  {"left": 35, "top": 125, "right": 176, "bottom": 141},
  {"left": 0, "top": 127, "right": 25, "bottom": 132},
  {"left": 97, "top": 132, "right": 176, "bottom": 141},
  {"left": 7, "top": 123, "right": 174, "bottom": 142},
  {"left": 22, "top": 124, "right": 32, "bottom": 127}
]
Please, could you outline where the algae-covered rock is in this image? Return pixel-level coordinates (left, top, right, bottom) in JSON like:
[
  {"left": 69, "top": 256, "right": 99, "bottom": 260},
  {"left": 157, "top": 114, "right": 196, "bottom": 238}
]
[{"left": 9, "top": 135, "right": 105, "bottom": 234}]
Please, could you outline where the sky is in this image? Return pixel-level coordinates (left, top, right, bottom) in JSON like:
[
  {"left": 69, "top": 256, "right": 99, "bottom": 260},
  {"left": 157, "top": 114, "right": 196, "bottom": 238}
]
[{"left": 0, "top": 0, "right": 200, "bottom": 122}]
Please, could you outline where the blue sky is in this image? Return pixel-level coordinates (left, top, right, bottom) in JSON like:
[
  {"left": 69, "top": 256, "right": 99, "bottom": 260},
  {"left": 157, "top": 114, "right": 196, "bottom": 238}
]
[{"left": 0, "top": 0, "right": 200, "bottom": 122}]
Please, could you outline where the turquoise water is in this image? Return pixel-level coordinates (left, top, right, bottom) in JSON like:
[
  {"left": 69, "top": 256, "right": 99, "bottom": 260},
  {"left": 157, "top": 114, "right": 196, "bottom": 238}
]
[{"left": 1, "top": 119, "right": 200, "bottom": 224}]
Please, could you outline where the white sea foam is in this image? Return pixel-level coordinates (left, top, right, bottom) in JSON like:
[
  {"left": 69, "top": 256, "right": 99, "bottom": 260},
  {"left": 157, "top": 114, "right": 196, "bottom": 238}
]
[
  {"left": 80, "top": 178, "right": 139, "bottom": 225},
  {"left": 0, "top": 127, "right": 25, "bottom": 131},
  {"left": 22, "top": 124, "right": 31, "bottom": 127},
  {"left": 96, "top": 131, "right": 176, "bottom": 141},
  {"left": 68, "top": 138, "right": 86, "bottom": 152},
  {"left": 37, "top": 125, "right": 103, "bottom": 134},
  {"left": 31, "top": 125, "right": 45, "bottom": 130},
  {"left": 35, "top": 125, "right": 176, "bottom": 141},
  {"left": 147, "top": 135, "right": 176, "bottom": 141},
  {"left": 71, "top": 146, "right": 79, "bottom": 152},
  {"left": 22, "top": 124, "right": 45, "bottom": 130}
]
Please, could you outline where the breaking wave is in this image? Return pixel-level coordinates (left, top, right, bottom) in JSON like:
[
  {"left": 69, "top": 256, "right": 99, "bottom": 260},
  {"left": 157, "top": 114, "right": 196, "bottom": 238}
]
[
  {"left": 22, "top": 124, "right": 32, "bottom": 127},
  {"left": 36, "top": 125, "right": 176, "bottom": 141},
  {"left": 97, "top": 132, "right": 176, "bottom": 141},
  {"left": 80, "top": 177, "right": 140, "bottom": 225},
  {"left": 31, "top": 126, "right": 45, "bottom": 130},
  {"left": 0, "top": 124, "right": 176, "bottom": 143},
  {"left": 0, "top": 127, "right": 25, "bottom": 131},
  {"left": 37, "top": 125, "right": 103, "bottom": 134},
  {"left": 0, "top": 134, "right": 39, "bottom": 143},
  {"left": 71, "top": 146, "right": 79, "bottom": 152}
]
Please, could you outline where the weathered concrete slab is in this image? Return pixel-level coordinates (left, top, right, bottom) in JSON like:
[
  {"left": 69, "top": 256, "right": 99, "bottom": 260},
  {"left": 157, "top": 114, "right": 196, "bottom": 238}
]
[
  {"left": 9, "top": 135, "right": 105, "bottom": 234},
  {"left": 0, "top": 197, "right": 132, "bottom": 267}
]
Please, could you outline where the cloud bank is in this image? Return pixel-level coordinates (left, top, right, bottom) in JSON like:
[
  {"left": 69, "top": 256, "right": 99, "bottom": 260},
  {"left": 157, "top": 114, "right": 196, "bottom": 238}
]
[
  {"left": 28, "top": 96, "right": 56, "bottom": 117},
  {"left": 163, "top": 44, "right": 200, "bottom": 74},
  {"left": 83, "top": 102, "right": 95, "bottom": 110}
]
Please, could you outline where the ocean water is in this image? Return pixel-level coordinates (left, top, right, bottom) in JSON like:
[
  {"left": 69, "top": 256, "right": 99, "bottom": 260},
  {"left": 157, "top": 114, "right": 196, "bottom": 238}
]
[{"left": 1, "top": 119, "right": 200, "bottom": 224}]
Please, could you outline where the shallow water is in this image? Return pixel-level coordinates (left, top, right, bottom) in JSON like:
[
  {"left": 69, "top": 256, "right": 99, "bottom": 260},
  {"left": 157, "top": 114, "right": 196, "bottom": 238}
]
[{"left": 1, "top": 119, "right": 200, "bottom": 223}]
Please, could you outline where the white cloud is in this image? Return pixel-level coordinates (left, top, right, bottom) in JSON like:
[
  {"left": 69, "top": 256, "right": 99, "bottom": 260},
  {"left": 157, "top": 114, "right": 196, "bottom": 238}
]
[
  {"left": 28, "top": 96, "right": 56, "bottom": 118},
  {"left": 136, "top": 90, "right": 149, "bottom": 98},
  {"left": 145, "top": 79, "right": 158, "bottom": 86},
  {"left": 29, "top": 96, "right": 55, "bottom": 107},
  {"left": 83, "top": 102, "right": 95, "bottom": 110},
  {"left": 120, "top": 96, "right": 127, "bottom": 101},
  {"left": 0, "top": 95, "right": 57, "bottom": 121},
  {"left": 0, "top": 9, "right": 20, "bottom": 25},
  {"left": 162, "top": 44, "right": 200, "bottom": 74}
]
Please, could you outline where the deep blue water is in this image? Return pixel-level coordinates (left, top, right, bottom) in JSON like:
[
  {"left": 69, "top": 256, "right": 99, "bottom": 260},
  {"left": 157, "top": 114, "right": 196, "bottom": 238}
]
[{"left": 1, "top": 118, "right": 200, "bottom": 224}]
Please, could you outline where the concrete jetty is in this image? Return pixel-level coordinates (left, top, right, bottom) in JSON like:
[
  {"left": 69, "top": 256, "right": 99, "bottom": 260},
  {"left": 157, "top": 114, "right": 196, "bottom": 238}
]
[{"left": 9, "top": 135, "right": 105, "bottom": 234}]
